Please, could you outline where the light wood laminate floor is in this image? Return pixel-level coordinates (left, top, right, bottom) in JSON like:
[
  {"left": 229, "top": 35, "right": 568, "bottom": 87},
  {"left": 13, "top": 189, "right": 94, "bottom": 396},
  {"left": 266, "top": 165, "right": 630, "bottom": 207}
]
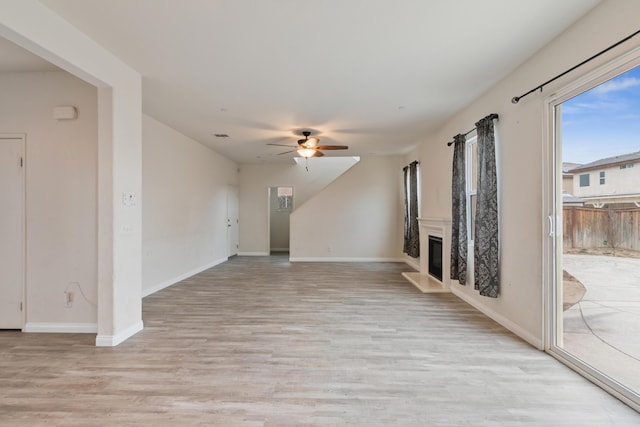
[{"left": 1, "top": 255, "right": 639, "bottom": 426}]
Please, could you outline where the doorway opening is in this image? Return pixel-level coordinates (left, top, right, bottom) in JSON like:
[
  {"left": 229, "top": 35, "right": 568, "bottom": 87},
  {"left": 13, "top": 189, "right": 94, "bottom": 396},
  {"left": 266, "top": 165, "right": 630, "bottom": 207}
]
[
  {"left": 269, "top": 186, "right": 293, "bottom": 255},
  {"left": 547, "top": 57, "right": 640, "bottom": 409}
]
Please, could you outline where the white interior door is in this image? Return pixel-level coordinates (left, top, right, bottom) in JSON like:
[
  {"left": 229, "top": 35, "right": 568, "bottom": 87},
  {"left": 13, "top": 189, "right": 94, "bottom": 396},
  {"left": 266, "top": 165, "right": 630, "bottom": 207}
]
[
  {"left": 0, "top": 135, "right": 25, "bottom": 329},
  {"left": 227, "top": 185, "right": 239, "bottom": 256}
]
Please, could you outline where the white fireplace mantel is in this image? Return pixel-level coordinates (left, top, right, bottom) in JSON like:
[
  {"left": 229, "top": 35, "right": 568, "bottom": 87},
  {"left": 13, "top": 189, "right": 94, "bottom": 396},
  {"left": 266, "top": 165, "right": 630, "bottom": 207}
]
[{"left": 402, "top": 217, "right": 452, "bottom": 293}]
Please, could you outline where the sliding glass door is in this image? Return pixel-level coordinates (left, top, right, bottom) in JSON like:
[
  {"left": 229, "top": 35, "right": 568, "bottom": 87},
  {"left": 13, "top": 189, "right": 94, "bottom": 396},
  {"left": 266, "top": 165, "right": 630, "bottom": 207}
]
[{"left": 546, "top": 53, "right": 640, "bottom": 410}]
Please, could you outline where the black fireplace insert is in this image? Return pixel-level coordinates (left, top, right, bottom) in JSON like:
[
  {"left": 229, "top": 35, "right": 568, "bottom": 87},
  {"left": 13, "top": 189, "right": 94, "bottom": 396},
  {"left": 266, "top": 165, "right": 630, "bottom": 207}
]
[{"left": 428, "top": 235, "right": 443, "bottom": 281}]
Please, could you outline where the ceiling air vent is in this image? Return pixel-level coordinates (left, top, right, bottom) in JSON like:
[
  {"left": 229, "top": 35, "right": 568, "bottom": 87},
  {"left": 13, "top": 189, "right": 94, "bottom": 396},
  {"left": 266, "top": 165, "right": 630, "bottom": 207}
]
[{"left": 214, "top": 133, "right": 229, "bottom": 138}]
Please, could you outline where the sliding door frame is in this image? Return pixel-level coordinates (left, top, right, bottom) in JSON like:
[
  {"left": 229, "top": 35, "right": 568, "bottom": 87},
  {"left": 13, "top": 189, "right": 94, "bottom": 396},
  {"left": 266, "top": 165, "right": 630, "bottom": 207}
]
[{"left": 543, "top": 46, "right": 640, "bottom": 412}]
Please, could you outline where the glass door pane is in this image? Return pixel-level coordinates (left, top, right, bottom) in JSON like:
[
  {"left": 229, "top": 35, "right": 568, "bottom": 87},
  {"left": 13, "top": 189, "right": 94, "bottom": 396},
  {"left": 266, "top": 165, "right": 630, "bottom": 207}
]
[{"left": 553, "top": 65, "right": 640, "bottom": 403}]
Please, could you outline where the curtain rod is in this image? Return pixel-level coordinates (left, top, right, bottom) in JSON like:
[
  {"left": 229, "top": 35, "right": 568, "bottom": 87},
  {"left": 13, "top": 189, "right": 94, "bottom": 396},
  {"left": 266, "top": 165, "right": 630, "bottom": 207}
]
[
  {"left": 403, "top": 160, "right": 419, "bottom": 169},
  {"left": 511, "top": 28, "right": 640, "bottom": 104},
  {"left": 446, "top": 113, "right": 499, "bottom": 146}
]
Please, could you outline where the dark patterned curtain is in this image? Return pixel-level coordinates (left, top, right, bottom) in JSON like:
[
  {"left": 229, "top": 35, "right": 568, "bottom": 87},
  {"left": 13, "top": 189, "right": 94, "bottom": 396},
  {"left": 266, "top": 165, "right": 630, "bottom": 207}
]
[
  {"left": 403, "top": 161, "right": 420, "bottom": 258},
  {"left": 450, "top": 134, "right": 467, "bottom": 285},
  {"left": 474, "top": 115, "right": 499, "bottom": 298},
  {"left": 403, "top": 166, "right": 410, "bottom": 254}
]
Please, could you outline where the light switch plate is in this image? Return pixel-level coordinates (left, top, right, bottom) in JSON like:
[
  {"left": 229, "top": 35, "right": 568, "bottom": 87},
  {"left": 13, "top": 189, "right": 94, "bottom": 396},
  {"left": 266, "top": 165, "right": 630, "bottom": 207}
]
[{"left": 122, "top": 193, "right": 136, "bottom": 206}]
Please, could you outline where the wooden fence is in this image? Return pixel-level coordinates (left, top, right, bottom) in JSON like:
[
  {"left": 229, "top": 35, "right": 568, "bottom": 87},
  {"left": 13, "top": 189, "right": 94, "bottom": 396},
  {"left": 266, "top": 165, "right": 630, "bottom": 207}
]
[{"left": 563, "top": 207, "right": 640, "bottom": 251}]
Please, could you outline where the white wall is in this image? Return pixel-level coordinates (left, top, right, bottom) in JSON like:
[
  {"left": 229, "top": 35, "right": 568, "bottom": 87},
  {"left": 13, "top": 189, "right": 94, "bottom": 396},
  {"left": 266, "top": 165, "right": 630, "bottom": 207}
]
[
  {"left": 290, "top": 156, "right": 405, "bottom": 261},
  {"left": 238, "top": 157, "right": 359, "bottom": 255},
  {"left": 1, "top": 1, "right": 143, "bottom": 345},
  {"left": 0, "top": 71, "right": 97, "bottom": 328},
  {"left": 408, "top": 0, "right": 640, "bottom": 348},
  {"left": 142, "top": 114, "right": 238, "bottom": 296}
]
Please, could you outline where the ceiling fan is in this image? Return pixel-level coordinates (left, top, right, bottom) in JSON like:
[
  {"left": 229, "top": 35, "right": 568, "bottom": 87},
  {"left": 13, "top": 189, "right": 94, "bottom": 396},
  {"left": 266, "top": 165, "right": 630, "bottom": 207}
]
[{"left": 267, "top": 131, "right": 348, "bottom": 158}]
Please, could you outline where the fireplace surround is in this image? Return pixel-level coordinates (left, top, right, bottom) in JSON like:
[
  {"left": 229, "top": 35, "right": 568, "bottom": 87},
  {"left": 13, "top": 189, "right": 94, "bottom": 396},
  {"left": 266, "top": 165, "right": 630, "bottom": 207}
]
[{"left": 402, "top": 217, "right": 452, "bottom": 293}]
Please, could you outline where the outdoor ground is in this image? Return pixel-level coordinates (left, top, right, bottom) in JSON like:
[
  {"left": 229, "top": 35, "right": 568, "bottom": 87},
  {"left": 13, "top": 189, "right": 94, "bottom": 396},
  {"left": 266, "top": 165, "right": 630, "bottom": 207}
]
[
  {"left": 565, "top": 246, "right": 640, "bottom": 259},
  {"left": 562, "top": 253, "right": 640, "bottom": 395},
  {"left": 562, "top": 270, "right": 586, "bottom": 311}
]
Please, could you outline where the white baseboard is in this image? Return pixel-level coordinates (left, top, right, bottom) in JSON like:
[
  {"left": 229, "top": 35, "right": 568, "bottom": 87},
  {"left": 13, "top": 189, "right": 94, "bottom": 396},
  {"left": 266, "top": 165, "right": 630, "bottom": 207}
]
[
  {"left": 238, "top": 251, "right": 269, "bottom": 256},
  {"left": 289, "top": 257, "right": 406, "bottom": 263},
  {"left": 24, "top": 322, "right": 97, "bottom": 333},
  {"left": 142, "top": 256, "right": 228, "bottom": 297},
  {"left": 95, "top": 320, "right": 144, "bottom": 347},
  {"left": 450, "top": 286, "right": 543, "bottom": 350}
]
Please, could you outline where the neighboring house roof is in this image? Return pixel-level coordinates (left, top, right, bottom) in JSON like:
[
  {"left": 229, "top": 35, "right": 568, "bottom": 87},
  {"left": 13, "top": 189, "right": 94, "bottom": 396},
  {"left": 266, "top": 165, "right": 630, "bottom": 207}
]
[
  {"left": 562, "top": 191, "right": 584, "bottom": 205},
  {"left": 562, "top": 162, "right": 582, "bottom": 178},
  {"left": 563, "top": 162, "right": 582, "bottom": 173},
  {"left": 569, "top": 151, "right": 640, "bottom": 172}
]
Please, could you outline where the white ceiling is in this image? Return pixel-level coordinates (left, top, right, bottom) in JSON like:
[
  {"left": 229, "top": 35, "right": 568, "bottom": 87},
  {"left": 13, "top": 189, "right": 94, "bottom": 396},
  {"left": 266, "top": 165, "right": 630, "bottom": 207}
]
[{"left": 10, "top": 1, "right": 601, "bottom": 163}]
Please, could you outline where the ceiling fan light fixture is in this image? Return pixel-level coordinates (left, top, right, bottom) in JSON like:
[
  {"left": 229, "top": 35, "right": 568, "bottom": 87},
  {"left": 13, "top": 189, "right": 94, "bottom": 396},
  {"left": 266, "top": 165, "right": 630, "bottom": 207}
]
[
  {"left": 297, "top": 148, "right": 316, "bottom": 158},
  {"left": 268, "top": 130, "right": 347, "bottom": 159},
  {"left": 298, "top": 131, "right": 319, "bottom": 147}
]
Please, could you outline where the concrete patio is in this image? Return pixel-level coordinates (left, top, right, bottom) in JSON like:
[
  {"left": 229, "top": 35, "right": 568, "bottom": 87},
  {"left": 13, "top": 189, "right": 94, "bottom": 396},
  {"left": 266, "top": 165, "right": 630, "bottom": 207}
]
[{"left": 562, "top": 254, "right": 640, "bottom": 395}]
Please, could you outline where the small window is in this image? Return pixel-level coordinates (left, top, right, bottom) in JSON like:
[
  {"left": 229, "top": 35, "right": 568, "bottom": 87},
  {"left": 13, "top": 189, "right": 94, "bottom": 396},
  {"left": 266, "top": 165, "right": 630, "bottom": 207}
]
[
  {"left": 579, "top": 174, "right": 590, "bottom": 187},
  {"left": 620, "top": 163, "right": 635, "bottom": 169},
  {"left": 469, "top": 194, "right": 477, "bottom": 239},
  {"left": 466, "top": 134, "right": 478, "bottom": 244},
  {"left": 277, "top": 186, "right": 293, "bottom": 210},
  {"left": 599, "top": 171, "right": 605, "bottom": 185}
]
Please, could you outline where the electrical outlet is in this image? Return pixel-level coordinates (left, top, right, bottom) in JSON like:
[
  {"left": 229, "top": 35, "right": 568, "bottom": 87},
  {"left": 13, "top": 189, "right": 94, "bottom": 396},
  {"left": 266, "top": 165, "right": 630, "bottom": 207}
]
[{"left": 65, "top": 291, "right": 74, "bottom": 308}]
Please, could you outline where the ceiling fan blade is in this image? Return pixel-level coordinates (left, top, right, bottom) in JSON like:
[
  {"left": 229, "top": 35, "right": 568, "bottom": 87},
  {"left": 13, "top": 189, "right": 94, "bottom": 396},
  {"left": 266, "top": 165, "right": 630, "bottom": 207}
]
[
  {"left": 311, "top": 151, "right": 324, "bottom": 157},
  {"left": 262, "top": 136, "right": 292, "bottom": 145},
  {"left": 315, "top": 145, "right": 348, "bottom": 150},
  {"left": 277, "top": 149, "right": 298, "bottom": 155},
  {"left": 267, "top": 143, "right": 297, "bottom": 147}
]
